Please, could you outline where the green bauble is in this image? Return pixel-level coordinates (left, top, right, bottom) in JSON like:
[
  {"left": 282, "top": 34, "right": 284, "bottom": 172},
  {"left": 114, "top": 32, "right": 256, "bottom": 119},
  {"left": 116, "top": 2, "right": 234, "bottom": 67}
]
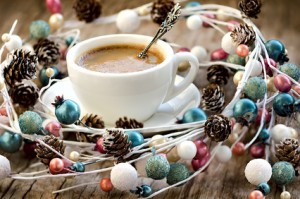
[
  {"left": 19, "top": 111, "right": 43, "bottom": 134},
  {"left": 272, "top": 161, "right": 295, "bottom": 186},
  {"left": 145, "top": 155, "right": 170, "bottom": 180},
  {"left": 243, "top": 77, "right": 267, "bottom": 101},
  {"left": 279, "top": 63, "right": 300, "bottom": 81},
  {"left": 226, "top": 54, "right": 246, "bottom": 66},
  {"left": 30, "top": 20, "right": 50, "bottom": 39},
  {"left": 166, "top": 163, "right": 190, "bottom": 185}
]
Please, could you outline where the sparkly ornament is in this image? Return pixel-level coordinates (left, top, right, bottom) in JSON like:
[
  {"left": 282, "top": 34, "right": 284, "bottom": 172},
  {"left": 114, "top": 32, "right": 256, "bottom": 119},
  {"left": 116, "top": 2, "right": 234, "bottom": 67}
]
[
  {"left": 257, "top": 182, "right": 270, "bottom": 196},
  {"left": 207, "top": 65, "right": 230, "bottom": 85},
  {"left": 191, "top": 46, "right": 208, "bottom": 62},
  {"left": 205, "top": 114, "right": 231, "bottom": 142},
  {"left": 273, "top": 74, "right": 292, "bottom": 93},
  {"left": 95, "top": 137, "right": 106, "bottom": 154},
  {"left": 116, "top": 10, "right": 140, "bottom": 33},
  {"left": 52, "top": 96, "right": 80, "bottom": 125},
  {"left": 5, "top": 35, "right": 22, "bottom": 51},
  {"left": 272, "top": 161, "right": 295, "bottom": 186},
  {"left": 216, "top": 145, "right": 232, "bottom": 163},
  {"left": 233, "top": 71, "right": 244, "bottom": 86},
  {"left": 45, "top": 120, "right": 61, "bottom": 137},
  {"left": 151, "top": 0, "right": 175, "bottom": 25},
  {"left": 19, "top": 111, "right": 43, "bottom": 134},
  {"left": 232, "top": 142, "right": 246, "bottom": 156},
  {"left": 243, "top": 76, "right": 266, "bottom": 101},
  {"left": 233, "top": 98, "right": 258, "bottom": 124},
  {"left": 181, "top": 108, "right": 207, "bottom": 123},
  {"left": 124, "top": 131, "right": 144, "bottom": 148},
  {"left": 146, "top": 153, "right": 170, "bottom": 180},
  {"left": 244, "top": 159, "right": 272, "bottom": 185},
  {"left": 231, "top": 23, "right": 256, "bottom": 46},
  {"left": 115, "top": 117, "right": 143, "bottom": 129},
  {"left": 69, "top": 151, "right": 80, "bottom": 162},
  {"left": 34, "top": 39, "right": 60, "bottom": 67},
  {"left": 73, "top": 0, "right": 102, "bottom": 23},
  {"left": 111, "top": 163, "right": 138, "bottom": 191},
  {"left": 250, "top": 143, "right": 265, "bottom": 158},
  {"left": 166, "top": 163, "right": 190, "bottom": 185},
  {"left": 0, "top": 155, "right": 11, "bottom": 180},
  {"left": 30, "top": 20, "right": 50, "bottom": 39},
  {"left": 280, "top": 191, "right": 291, "bottom": 199},
  {"left": 270, "top": 124, "right": 293, "bottom": 143},
  {"left": 134, "top": 153, "right": 151, "bottom": 177},
  {"left": 279, "top": 63, "right": 300, "bottom": 81},
  {"left": 245, "top": 59, "right": 262, "bottom": 76},
  {"left": 265, "top": 40, "right": 289, "bottom": 64},
  {"left": 201, "top": 84, "right": 225, "bottom": 113},
  {"left": 176, "top": 141, "right": 197, "bottom": 160},
  {"left": 248, "top": 190, "right": 264, "bottom": 199},
  {"left": 272, "top": 93, "right": 294, "bottom": 117},
  {"left": 0, "top": 131, "right": 22, "bottom": 153},
  {"left": 238, "top": 0, "right": 262, "bottom": 18},
  {"left": 49, "top": 13, "right": 64, "bottom": 31},
  {"left": 236, "top": 44, "right": 249, "bottom": 57},
  {"left": 49, "top": 158, "right": 64, "bottom": 174},
  {"left": 186, "top": 15, "right": 203, "bottom": 30},
  {"left": 275, "top": 138, "right": 300, "bottom": 168},
  {"left": 9, "top": 83, "right": 39, "bottom": 108},
  {"left": 226, "top": 54, "right": 246, "bottom": 66},
  {"left": 100, "top": 178, "right": 113, "bottom": 192},
  {"left": 46, "top": 0, "right": 62, "bottom": 14},
  {"left": 210, "top": 48, "right": 229, "bottom": 61},
  {"left": 222, "top": 32, "right": 238, "bottom": 54}
]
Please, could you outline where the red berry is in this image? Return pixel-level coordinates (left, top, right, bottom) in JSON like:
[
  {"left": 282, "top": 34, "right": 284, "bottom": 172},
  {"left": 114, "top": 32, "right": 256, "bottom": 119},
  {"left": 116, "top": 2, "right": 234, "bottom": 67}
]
[
  {"left": 100, "top": 178, "right": 113, "bottom": 192},
  {"left": 232, "top": 142, "right": 245, "bottom": 156}
]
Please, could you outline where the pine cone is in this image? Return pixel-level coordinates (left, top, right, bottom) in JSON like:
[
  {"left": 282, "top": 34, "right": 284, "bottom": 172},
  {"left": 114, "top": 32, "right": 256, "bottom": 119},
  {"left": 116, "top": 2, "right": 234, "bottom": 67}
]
[
  {"left": 3, "top": 49, "right": 37, "bottom": 87},
  {"left": 9, "top": 83, "right": 39, "bottom": 108},
  {"left": 276, "top": 138, "right": 300, "bottom": 168},
  {"left": 201, "top": 84, "right": 225, "bottom": 113},
  {"left": 151, "top": 0, "right": 175, "bottom": 25},
  {"left": 238, "top": 0, "right": 262, "bottom": 19},
  {"left": 35, "top": 135, "right": 66, "bottom": 165},
  {"left": 115, "top": 117, "right": 144, "bottom": 129},
  {"left": 207, "top": 65, "right": 230, "bottom": 85},
  {"left": 231, "top": 23, "right": 256, "bottom": 46},
  {"left": 205, "top": 114, "right": 231, "bottom": 142},
  {"left": 73, "top": 0, "right": 102, "bottom": 23},
  {"left": 76, "top": 114, "right": 105, "bottom": 143},
  {"left": 34, "top": 39, "right": 60, "bottom": 67},
  {"left": 103, "top": 129, "right": 131, "bottom": 162}
]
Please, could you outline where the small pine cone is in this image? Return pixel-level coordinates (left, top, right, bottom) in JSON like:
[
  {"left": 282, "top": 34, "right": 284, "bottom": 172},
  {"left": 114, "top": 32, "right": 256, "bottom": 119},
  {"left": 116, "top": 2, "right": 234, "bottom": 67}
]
[
  {"left": 103, "top": 129, "right": 131, "bottom": 162},
  {"left": 276, "top": 138, "right": 300, "bottom": 168},
  {"left": 73, "top": 0, "right": 102, "bottom": 23},
  {"left": 205, "top": 114, "right": 231, "bottom": 142},
  {"left": 35, "top": 135, "right": 66, "bottom": 165},
  {"left": 238, "top": 0, "right": 262, "bottom": 19},
  {"left": 34, "top": 39, "right": 60, "bottom": 67},
  {"left": 9, "top": 83, "right": 39, "bottom": 108},
  {"left": 3, "top": 49, "right": 37, "bottom": 87},
  {"left": 151, "top": 0, "right": 175, "bottom": 25},
  {"left": 207, "top": 65, "right": 230, "bottom": 85},
  {"left": 115, "top": 117, "right": 144, "bottom": 129},
  {"left": 201, "top": 84, "right": 225, "bottom": 113},
  {"left": 231, "top": 23, "right": 256, "bottom": 46}
]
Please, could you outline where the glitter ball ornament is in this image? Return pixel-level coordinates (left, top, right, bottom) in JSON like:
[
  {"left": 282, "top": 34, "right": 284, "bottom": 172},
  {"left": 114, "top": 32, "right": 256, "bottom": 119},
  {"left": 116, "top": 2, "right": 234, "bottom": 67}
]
[
  {"left": 233, "top": 98, "right": 258, "bottom": 124},
  {"left": 272, "top": 161, "right": 295, "bottom": 186},
  {"left": 273, "top": 74, "right": 292, "bottom": 93},
  {"left": 0, "top": 131, "right": 22, "bottom": 153},
  {"left": 176, "top": 141, "right": 197, "bottom": 160},
  {"left": 186, "top": 15, "right": 203, "bottom": 30},
  {"left": 248, "top": 190, "right": 264, "bottom": 199},
  {"left": 280, "top": 191, "right": 291, "bottom": 199},
  {"left": 52, "top": 96, "right": 80, "bottom": 125},
  {"left": 244, "top": 159, "right": 272, "bottom": 185},
  {"left": 124, "top": 131, "right": 144, "bottom": 148},
  {"left": 215, "top": 145, "right": 232, "bottom": 163},
  {"left": 5, "top": 35, "right": 22, "bottom": 51},
  {"left": 279, "top": 63, "right": 300, "bottom": 81},
  {"left": 100, "top": 178, "right": 113, "bottom": 192},
  {"left": 116, "top": 10, "right": 140, "bottom": 33},
  {"left": 49, "top": 158, "right": 64, "bottom": 174},
  {"left": 111, "top": 163, "right": 138, "bottom": 191},
  {"left": 273, "top": 93, "right": 294, "bottom": 117},
  {"left": 205, "top": 114, "right": 231, "bottom": 142},
  {"left": 146, "top": 154, "right": 170, "bottom": 180},
  {"left": 245, "top": 59, "right": 262, "bottom": 76},
  {"left": 30, "top": 20, "right": 50, "bottom": 39},
  {"left": 0, "top": 155, "right": 11, "bottom": 180},
  {"left": 227, "top": 54, "right": 246, "bottom": 66},
  {"left": 19, "top": 111, "right": 43, "bottom": 134},
  {"left": 222, "top": 32, "right": 238, "bottom": 54},
  {"left": 166, "top": 163, "right": 190, "bottom": 185},
  {"left": 46, "top": 0, "right": 62, "bottom": 14},
  {"left": 243, "top": 76, "right": 266, "bottom": 101},
  {"left": 270, "top": 124, "right": 293, "bottom": 143},
  {"left": 265, "top": 40, "right": 289, "bottom": 64}
]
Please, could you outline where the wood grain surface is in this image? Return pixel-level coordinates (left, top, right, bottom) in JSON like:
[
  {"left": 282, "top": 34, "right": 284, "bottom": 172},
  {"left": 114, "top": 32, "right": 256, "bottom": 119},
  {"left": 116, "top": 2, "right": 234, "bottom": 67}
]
[{"left": 0, "top": 0, "right": 300, "bottom": 198}]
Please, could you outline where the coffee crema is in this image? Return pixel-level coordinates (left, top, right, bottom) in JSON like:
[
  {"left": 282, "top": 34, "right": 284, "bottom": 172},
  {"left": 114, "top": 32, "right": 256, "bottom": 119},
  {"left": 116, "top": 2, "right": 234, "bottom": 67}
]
[{"left": 77, "top": 44, "right": 164, "bottom": 73}]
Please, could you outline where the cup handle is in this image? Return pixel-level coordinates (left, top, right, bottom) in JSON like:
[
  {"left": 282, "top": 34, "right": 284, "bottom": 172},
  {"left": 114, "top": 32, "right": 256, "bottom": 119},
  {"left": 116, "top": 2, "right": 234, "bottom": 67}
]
[{"left": 163, "top": 52, "right": 199, "bottom": 102}]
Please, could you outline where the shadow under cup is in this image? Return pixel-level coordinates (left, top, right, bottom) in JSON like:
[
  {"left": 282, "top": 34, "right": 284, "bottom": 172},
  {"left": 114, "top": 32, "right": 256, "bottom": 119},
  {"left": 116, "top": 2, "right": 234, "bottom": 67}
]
[{"left": 67, "top": 34, "right": 178, "bottom": 125}]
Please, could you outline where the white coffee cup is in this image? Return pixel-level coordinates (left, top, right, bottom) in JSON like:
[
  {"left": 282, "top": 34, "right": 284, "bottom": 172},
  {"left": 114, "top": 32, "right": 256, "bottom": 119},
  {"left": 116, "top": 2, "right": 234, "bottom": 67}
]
[{"left": 67, "top": 34, "right": 199, "bottom": 124}]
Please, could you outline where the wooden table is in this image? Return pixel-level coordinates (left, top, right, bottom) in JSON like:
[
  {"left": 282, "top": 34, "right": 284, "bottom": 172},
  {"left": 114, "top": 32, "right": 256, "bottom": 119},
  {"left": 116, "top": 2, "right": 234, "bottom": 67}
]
[{"left": 0, "top": 0, "right": 300, "bottom": 198}]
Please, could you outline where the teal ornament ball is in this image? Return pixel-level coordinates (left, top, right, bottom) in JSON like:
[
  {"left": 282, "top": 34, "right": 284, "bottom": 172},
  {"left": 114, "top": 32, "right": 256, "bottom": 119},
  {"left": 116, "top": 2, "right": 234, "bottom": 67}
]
[
  {"left": 243, "top": 77, "right": 266, "bottom": 101},
  {"left": 146, "top": 155, "right": 170, "bottom": 180},
  {"left": 70, "top": 161, "right": 85, "bottom": 172},
  {"left": 273, "top": 93, "right": 294, "bottom": 117},
  {"left": 226, "top": 54, "right": 246, "bottom": 66},
  {"left": 30, "top": 20, "right": 50, "bottom": 39},
  {"left": 39, "top": 66, "right": 59, "bottom": 86},
  {"left": 124, "top": 131, "right": 144, "bottom": 148},
  {"left": 233, "top": 98, "right": 258, "bottom": 123},
  {"left": 272, "top": 161, "right": 295, "bottom": 186},
  {"left": 265, "top": 40, "right": 286, "bottom": 63},
  {"left": 166, "top": 163, "right": 190, "bottom": 185},
  {"left": 294, "top": 99, "right": 300, "bottom": 112},
  {"left": 257, "top": 182, "right": 270, "bottom": 196},
  {"left": 279, "top": 63, "right": 300, "bottom": 81},
  {"left": 259, "top": 128, "right": 270, "bottom": 141},
  {"left": 0, "top": 131, "right": 22, "bottom": 153},
  {"left": 53, "top": 96, "right": 81, "bottom": 125},
  {"left": 19, "top": 111, "right": 43, "bottom": 134},
  {"left": 140, "top": 185, "right": 152, "bottom": 197},
  {"left": 182, "top": 108, "right": 207, "bottom": 123}
]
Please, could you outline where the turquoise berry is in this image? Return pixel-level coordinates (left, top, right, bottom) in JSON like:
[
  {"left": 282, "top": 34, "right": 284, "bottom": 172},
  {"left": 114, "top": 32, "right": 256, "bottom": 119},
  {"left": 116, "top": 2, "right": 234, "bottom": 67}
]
[
  {"left": 294, "top": 99, "right": 300, "bottom": 112},
  {"left": 257, "top": 182, "right": 270, "bottom": 196},
  {"left": 259, "top": 128, "right": 270, "bottom": 141},
  {"left": 272, "top": 161, "right": 295, "bottom": 186},
  {"left": 19, "top": 111, "right": 43, "bottom": 134},
  {"left": 30, "top": 20, "right": 50, "bottom": 39},
  {"left": 265, "top": 40, "right": 285, "bottom": 63},
  {"left": 141, "top": 185, "right": 152, "bottom": 197},
  {"left": 124, "top": 131, "right": 144, "bottom": 148},
  {"left": 226, "top": 54, "right": 246, "bottom": 66},
  {"left": 273, "top": 93, "right": 294, "bottom": 117},
  {"left": 166, "top": 163, "right": 190, "bottom": 185},
  {"left": 185, "top": 1, "right": 201, "bottom": 8},
  {"left": 243, "top": 77, "right": 267, "bottom": 101},
  {"left": 279, "top": 63, "right": 300, "bottom": 81},
  {"left": 71, "top": 162, "right": 85, "bottom": 172},
  {"left": 0, "top": 131, "right": 22, "bottom": 153},
  {"left": 55, "top": 99, "right": 81, "bottom": 125},
  {"left": 146, "top": 155, "right": 170, "bottom": 180},
  {"left": 182, "top": 108, "right": 207, "bottom": 123},
  {"left": 39, "top": 66, "right": 59, "bottom": 86},
  {"left": 233, "top": 98, "right": 258, "bottom": 123},
  {"left": 65, "top": 36, "right": 75, "bottom": 46}
]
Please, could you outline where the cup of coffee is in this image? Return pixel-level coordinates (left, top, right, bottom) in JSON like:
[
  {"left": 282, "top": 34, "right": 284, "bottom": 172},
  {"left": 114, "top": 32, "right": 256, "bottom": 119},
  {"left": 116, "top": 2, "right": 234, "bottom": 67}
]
[{"left": 67, "top": 34, "right": 199, "bottom": 125}]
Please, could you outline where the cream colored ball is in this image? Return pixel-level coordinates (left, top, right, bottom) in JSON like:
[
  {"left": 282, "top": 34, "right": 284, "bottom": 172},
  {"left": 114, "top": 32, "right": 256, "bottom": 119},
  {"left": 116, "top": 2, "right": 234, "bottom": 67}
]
[
  {"left": 0, "top": 155, "right": 11, "bottom": 180},
  {"left": 270, "top": 124, "right": 292, "bottom": 143},
  {"left": 69, "top": 151, "right": 80, "bottom": 162},
  {"left": 244, "top": 159, "right": 272, "bottom": 185},
  {"left": 111, "top": 163, "right": 138, "bottom": 191},
  {"left": 49, "top": 13, "right": 64, "bottom": 31},
  {"left": 221, "top": 32, "right": 238, "bottom": 54}
]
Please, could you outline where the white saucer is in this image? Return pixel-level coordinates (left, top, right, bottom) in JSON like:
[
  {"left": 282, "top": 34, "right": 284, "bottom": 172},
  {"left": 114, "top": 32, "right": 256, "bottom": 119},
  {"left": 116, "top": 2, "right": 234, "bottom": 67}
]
[{"left": 41, "top": 76, "right": 201, "bottom": 128}]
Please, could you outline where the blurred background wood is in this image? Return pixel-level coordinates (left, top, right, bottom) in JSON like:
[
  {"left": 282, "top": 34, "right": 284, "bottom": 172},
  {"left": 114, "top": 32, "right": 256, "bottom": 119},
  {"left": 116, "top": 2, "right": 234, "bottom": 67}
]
[{"left": 0, "top": 0, "right": 300, "bottom": 198}]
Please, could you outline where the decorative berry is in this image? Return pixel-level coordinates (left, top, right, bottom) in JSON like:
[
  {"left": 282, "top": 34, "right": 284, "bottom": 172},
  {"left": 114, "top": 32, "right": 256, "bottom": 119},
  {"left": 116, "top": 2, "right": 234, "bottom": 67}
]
[{"left": 52, "top": 96, "right": 80, "bottom": 125}]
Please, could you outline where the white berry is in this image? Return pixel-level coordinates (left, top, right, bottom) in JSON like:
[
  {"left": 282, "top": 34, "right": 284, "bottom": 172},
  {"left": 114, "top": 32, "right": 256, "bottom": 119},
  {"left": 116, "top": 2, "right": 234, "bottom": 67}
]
[
  {"left": 244, "top": 159, "right": 272, "bottom": 185},
  {"left": 116, "top": 10, "right": 140, "bottom": 33}
]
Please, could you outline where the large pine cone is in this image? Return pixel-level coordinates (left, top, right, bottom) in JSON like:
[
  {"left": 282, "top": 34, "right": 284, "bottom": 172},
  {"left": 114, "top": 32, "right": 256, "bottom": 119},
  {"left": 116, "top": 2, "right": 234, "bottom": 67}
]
[
  {"left": 207, "top": 65, "right": 230, "bottom": 85},
  {"left": 115, "top": 117, "right": 144, "bottom": 129},
  {"left": 205, "top": 114, "right": 231, "bottom": 142},
  {"left": 9, "top": 83, "right": 39, "bottom": 108},
  {"left": 35, "top": 135, "right": 66, "bottom": 165},
  {"left": 73, "top": 0, "right": 102, "bottom": 23},
  {"left": 34, "top": 39, "right": 60, "bottom": 67},
  {"left": 151, "top": 0, "right": 175, "bottom": 25},
  {"left": 201, "top": 84, "right": 225, "bottom": 113},
  {"left": 276, "top": 138, "right": 300, "bottom": 168},
  {"left": 103, "top": 129, "right": 131, "bottom": 162},
  {"left": 3, "top": 49, "right": 37, "bottom": 87},
  {"left": 231, "top": 23, "right": 256, "bottom": 46},
  {"left": 238, "top": 0, "right": 262, "bottom": 19}
]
